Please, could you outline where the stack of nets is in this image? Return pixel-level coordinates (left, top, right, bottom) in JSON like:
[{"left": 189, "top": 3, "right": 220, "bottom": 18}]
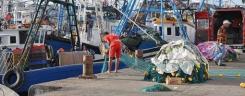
[
  {"left": 121, "top": 40, "right": 209, "bottom": 83},
  {"left": 150, "top": 40, "right": 209, "bottom": 83}
]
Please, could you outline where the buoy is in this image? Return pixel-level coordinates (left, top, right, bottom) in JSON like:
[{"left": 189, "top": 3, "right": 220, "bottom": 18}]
[
  {"left": 218, "top": 74, "right": 224, "bottom": 77},
  {"left": 240, "top": 83, "right": 245, "bottom": 88},
  {"left": 188, "top": 77, "right": 193, "bottom": 82}
]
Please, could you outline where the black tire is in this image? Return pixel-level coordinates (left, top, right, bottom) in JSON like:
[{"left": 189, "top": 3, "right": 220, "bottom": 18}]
[{"left": 2, "top": 68, "right": 24, "bottom": 90}]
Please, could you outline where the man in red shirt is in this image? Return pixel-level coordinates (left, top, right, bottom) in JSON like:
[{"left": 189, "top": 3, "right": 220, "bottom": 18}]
[{"left": 103, "top": 32, "right": 122, "bottom": 73}]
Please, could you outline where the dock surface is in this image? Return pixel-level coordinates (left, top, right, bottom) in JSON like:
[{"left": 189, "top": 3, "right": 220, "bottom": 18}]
[{"left": 29, "top": 55, "right": 245, "bottom": 96}]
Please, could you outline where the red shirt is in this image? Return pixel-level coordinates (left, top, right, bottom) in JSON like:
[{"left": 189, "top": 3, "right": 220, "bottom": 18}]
[{"left": 103, "top": 34, "right": 120, "bottom": 47}]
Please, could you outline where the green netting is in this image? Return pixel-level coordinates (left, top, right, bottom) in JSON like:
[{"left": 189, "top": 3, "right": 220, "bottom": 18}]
[
  {"left": 101, "top": 54, "right": 153, "bottom": 73},
  {"left": 143, "top": 66, "right": 166, "bottom": 83},
  {"left": 141, "top": 84, "right": 172, "bottom": 92},
  {"left": 121, "top": 53, "right": 155, "bottom": 72},
  {"left": 121, "top": 54, "right": 166, "bottom": 83},
  {"left": 101, "top": 56, "right": 108, "bottom": 73}
]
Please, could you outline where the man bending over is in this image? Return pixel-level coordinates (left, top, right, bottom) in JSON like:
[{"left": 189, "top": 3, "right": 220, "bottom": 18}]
[{"left": 103, "top": 32, "right": 122, "bottom": 73}]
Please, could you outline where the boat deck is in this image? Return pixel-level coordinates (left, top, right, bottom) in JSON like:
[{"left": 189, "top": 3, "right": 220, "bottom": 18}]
[{"left": 29, "top": 54, "right": 245, "bottom": 96}]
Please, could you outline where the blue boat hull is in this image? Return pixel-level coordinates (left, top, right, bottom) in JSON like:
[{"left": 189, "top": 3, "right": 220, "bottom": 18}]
[{"left": 0, "top": 62, "right": 127, "bottom": 93}]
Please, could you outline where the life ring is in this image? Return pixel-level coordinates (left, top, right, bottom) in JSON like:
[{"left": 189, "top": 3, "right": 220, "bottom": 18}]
[{"left": 2, "top": 68, "right": 24, "bottom": 90}]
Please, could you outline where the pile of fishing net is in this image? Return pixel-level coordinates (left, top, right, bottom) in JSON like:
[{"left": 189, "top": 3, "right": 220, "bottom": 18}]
[
  {"left": 144, "top": 40, "right": 209, "bottom": 83},
  {"left": 197, "top": 41, "right": 237, "bottom": 62},
  {"left": 141, "top": 28, "right": 167, "bottom": 45},
  {"left": 120, "top": 27, "right": 167, "bottom": 51},
  {"left": 120, "top": 34, "right": 142, "bottom": 51}
]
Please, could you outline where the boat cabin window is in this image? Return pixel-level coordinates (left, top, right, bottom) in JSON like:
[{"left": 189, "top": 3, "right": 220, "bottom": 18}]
[
  {"left": 175, "top": 26, "right": 187, "bottom": 36},
  {"left": 10, "top": 36, "right": 16, "bottom": 44},
  {"left": 175, "top": 27, "right": 180, "bottom": 36},
  {"left": 19, "top": 30, "right": 28, "bottom": 44},
  {"left": 167, "top": 27, "right": 172, "bottom": 35}
]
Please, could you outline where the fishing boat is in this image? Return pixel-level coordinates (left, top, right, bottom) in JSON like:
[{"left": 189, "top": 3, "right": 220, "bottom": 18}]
[{"left": 0, "top": 25, "right": 53, "bottom": 49}]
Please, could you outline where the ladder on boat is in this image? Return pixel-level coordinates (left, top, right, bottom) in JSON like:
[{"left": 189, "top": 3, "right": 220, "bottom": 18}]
[{"left": 57, "top": 4, "right": 65, "bottom": 35}]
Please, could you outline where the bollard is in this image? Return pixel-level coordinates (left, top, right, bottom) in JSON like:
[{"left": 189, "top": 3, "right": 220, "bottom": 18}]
[
  {"left": 79, "top": 55, "right": 96, "bottom": 79},
  {"left": 135, "top": 50, "right": 143, "bottom": 58}
]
